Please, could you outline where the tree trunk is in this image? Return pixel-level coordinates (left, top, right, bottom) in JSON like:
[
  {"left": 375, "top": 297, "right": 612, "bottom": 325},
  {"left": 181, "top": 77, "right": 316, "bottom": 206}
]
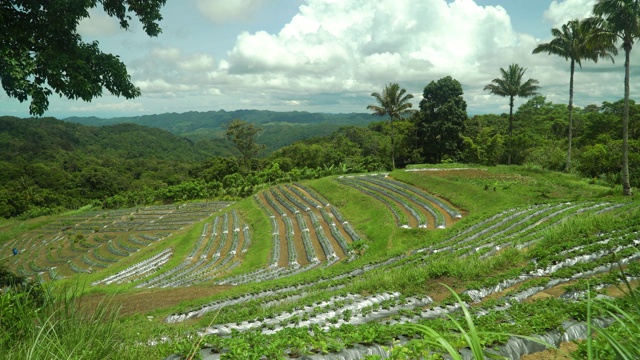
[
  {"left": 508, "top": 96, "right": 514, "bottom": 165},
  {"left": 390, "top": 116, "right": 395, "bottom": 170},
  {"left": 567, "top": 59, "right": 575, "bottom": 172},
  {"left": 622, "top": 44, "right": 632, "bottom": 195}
]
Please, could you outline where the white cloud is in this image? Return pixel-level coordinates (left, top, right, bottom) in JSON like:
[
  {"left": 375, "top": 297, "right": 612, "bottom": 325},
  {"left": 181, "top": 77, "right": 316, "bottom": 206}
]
[
  {"left": 544, "top": 0, "right": 595, "bottom": 27},
  {"left": 77, "top": 8, "right": 121, "bottom": 37},
  {"left": 196, "top": 0, "right": 267, "bottom": 23},
  {"left": 130, "top": 47, "right": 217, "bottom": 96},
  {"left": 217, "top": 0, "right": 543, "bottom": 110},
  {"left": 178, "top": 54, "right": 216, "bottom": 71},
  {"left": 119, "top": 0, "right": 629, "bottom": 115},
  {"left": 152, "top": 47, "right": 181, "bottom": 61},
  {"left": 69, "top": 100, "right": 144, "bottom": 112}
]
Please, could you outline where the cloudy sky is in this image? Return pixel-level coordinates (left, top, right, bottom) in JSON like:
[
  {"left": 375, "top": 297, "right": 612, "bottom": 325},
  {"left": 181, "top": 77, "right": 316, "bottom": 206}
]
[{"left": 0, "top": 0, "right": 634, "bottom": 118}]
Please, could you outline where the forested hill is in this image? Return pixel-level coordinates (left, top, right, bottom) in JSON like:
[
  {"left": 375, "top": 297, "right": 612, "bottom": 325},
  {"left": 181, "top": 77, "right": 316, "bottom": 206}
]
[
  {"left": 0, "top": 116, "right": 208, "bottom": 163},
  {"left": 0, "top": 116, "right": 219, "bottom": 218},
  {"left": 64, "top": 109, "right": 376, "bottom": 152}
]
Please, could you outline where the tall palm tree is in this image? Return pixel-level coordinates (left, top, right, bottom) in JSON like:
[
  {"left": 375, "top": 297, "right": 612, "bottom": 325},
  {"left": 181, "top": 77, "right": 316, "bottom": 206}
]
[
  {"left": 533, "top": 18, "right": 617, "bottom": 172},
  {"left": 367, "top": 83, "right": 414, "bottom": 169},
  {"left": 483, "top": 64, "right": 540, "bottom": 165},
  {"left": 593, "top": 0, "right": 639, "bottom": 196}
]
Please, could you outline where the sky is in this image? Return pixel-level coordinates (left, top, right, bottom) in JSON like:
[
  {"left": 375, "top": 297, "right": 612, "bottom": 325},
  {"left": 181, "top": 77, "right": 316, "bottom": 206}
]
[{"left": 0, "top": 0, "right": 634, "bottom": 119}]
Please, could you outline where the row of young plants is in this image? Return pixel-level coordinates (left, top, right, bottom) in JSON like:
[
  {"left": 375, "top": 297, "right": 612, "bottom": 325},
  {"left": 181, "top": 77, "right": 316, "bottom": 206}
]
[
  {"left": 167, "top": 256, "right": 404, "bottom": 323},
  {"left": 339, "top": 178, "right": 410, "bottom": 227},
  {"left": 133, "top": 210, "right": 251, "bottom": 288},
  {"left": 488, "top": 203, "right": 625, "bottom": 260},
  {"left": 81, "top": 253, "right": 108, "bottom": 269},
  {"left": 327, "top": 203, "right": 362, "bottom": 242},
  {"left": 452, "top": 202, "right": 590, "bottom": 258},
  {"left": 166, "top": 197, "right": 632, "bottom": 358},
  {"left": 355, "top": 176, "right": 439, "bottom": 228},
  {"left": 402, "top": 204, "right": 625, "bottom": 295},
  {"left": 341, "top": 178, "right": 414, "bottom": 226},
  {"left": 283, "top": 216, "right": 298, "bottom": 267},
  {"left": 375, "top": 175, "right": 462, "bottom": 219},
  {"left": 92, "top": 248, "right": 173, "bottom": 285},
  {"left": 297, "top": 213, "right": 320, "bottom": 263},
  {"left": 354, "top": 175, "right": 458, "bottom": 226},
  {"left": 285, "top": 184, "right": 321, "bottom": 208},
  {"left": 185, "top": 267, "right": 631, "bottom": 359},
  {"left": 430, "top": 201, "right": 611, "bottom": 260},
  {"left": 194, "top": 268, "right": 634, "bottom": 356},
  {"left": 257, "top": 185, "right": 358, "bottom": 266},
  {"left": 5, "top": 201, "right": 230, "bottom": 282},
  {"left": 252, "top": 194, "right": 281, "bottom": 268}
]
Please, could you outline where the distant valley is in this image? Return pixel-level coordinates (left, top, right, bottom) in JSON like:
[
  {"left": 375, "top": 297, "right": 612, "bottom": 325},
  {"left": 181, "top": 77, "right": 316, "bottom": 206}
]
[{"left": 65, "top": 109, "right": 376, "bottom": 154}]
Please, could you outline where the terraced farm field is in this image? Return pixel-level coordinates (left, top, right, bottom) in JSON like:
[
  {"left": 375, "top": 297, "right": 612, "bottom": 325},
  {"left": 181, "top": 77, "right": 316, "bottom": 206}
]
[
  {"left": 1, "top": 202, "right": 232, "bottom": 282},
  {"left": 2, "top": 166, "right": 638, "bottom": 359}
]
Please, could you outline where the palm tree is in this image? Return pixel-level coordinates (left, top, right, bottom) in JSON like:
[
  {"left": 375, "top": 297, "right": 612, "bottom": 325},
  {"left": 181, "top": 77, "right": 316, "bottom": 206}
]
[
  {"left": 367, "top": 83, "right": 414, "bottom": 169},
  {"left": 483, "top": 64, "right": 540, "bottom": 165},
  {"left": 533, "top": 18, "right": 617, "bottom": 172},
  {"left": 593, "top": 0, "right": 639, "bottom": 196}
]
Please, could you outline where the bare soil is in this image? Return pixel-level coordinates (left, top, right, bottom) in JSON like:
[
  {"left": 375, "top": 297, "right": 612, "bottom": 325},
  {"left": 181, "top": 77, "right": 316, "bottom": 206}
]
[
  {"left": 521, "top": 341, "right": 578, "bottom": 360},
  {"left": 80, "top": 285, "right": 233, "bottom": 317}
]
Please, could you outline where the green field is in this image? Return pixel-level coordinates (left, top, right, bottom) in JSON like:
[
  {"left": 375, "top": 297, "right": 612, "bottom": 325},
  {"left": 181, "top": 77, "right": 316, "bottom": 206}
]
[{"left": 1, "top": 165, "right": 638, "bottom": 359}]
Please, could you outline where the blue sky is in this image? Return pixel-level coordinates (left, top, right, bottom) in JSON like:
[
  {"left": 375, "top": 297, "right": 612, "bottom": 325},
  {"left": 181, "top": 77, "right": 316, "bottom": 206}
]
[{"left": 0, "top": 0, "right": 630, "bottom": 119}]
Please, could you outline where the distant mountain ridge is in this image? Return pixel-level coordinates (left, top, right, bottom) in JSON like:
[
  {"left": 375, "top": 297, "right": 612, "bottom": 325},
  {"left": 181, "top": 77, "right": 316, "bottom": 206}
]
[
  {"left": 64, "top": 109, "right": 377, "bottom": 152},
  {"left": 0, "top": 116, "right": 208, "bottom": 163}
]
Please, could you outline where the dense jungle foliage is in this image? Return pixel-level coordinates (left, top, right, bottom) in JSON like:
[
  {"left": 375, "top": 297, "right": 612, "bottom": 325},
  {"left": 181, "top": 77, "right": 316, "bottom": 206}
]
[{"left": 1, "top": 91, "right": 639, "bottom": 220}]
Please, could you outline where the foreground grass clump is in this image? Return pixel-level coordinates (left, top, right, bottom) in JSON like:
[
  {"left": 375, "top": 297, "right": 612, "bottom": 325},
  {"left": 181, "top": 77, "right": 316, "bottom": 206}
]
[
  {"left": 575, "top": 277, "right": 640, "bottom": 360},
  {"left": 0, "top": 273, "right": 160, "bottom": 359}
]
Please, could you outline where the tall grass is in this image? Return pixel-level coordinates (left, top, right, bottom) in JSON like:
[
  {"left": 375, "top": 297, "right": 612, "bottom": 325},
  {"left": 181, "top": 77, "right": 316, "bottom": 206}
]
[
  {"left": 399, "top": 284, "right": 553, "bottom": 360},
  {"left": 0, "top": 281, "right": 156, "bottom": 359},
  {"left": 579, "top": 265, "right": 640, "bottom": 359}
]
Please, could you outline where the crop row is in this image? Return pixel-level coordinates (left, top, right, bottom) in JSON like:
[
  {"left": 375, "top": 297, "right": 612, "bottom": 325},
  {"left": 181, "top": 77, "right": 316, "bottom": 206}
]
[
  {"left": 169, "top": 256, "right": 403, "bottom": 322},
  {"left": 7, "top": 201, "right": 229, "bottom": 282},
  {"left": 349, "top": 176, "right": 430, "bottom": 228},
  {"left": 134, "top": 210, "right": 250, "bottom": 288},
  {"left": 338, "top": 175, "right": 459, "bottom": 229},
  {"left": 188, "top": 220, "right": 638, "bottom": 359},
  {"left": 93, "top": 248, "right": 173, "bottom": 285},
  {"left": 257, "top": 185, "right": 358, "bottom": 270},
  {"left": 170, "top": 201, "right": 632, "bottom": 324}
]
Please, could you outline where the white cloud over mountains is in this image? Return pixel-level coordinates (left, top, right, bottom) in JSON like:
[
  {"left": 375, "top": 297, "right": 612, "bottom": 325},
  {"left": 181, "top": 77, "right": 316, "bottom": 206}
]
[
  {"left": 134, "top": 0, "right": 550, "bottom": 112},
  {"left": 28, "top": 0, "right": 635, "bottom": 116}
]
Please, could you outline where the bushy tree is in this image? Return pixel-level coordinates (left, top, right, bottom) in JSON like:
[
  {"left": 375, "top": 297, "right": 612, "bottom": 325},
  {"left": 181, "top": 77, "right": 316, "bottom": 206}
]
[
  {"left": 0, "top": 0, "right": 167, "bottom": 116},
  {"left": 226, "top": 119, "right": 266, "bottom": 173},
  {"left": 418, "top": 76, "right": 468, "bottom": 163}
]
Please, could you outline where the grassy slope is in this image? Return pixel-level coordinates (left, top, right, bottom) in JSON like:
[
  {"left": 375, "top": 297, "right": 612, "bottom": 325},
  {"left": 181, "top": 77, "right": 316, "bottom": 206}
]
[
  {"left": 2, "top": 165, "right": 636, "bottom": 358},
  {"left": 3, "top": 166, "right": 623, "bottom": 297}
]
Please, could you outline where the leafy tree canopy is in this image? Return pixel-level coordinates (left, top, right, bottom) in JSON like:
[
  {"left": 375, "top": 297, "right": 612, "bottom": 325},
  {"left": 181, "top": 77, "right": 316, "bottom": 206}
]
[
  {"left": 418, "top": 76, "right": 468, "bottom": 163},
  {"left": 0, "top": 0, "right": 166, "bottom": 116},
  {"left": 226, "top": 119, "right": 266, "bottom": 173}
]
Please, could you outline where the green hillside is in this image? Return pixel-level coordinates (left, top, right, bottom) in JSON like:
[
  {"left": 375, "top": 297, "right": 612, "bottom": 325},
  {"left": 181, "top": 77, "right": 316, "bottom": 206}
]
[
  {"left": 0, "top": 116, "right": 209, "bottom": 163},
  {"left": 64, "top": 110, "right": 376, "bottom": 152},
  {"left": 0, "top": 116, "right": 213, "bottom": 218},
  {"left": 2, "top": 166, "right": 638, "bottom": 359}
]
